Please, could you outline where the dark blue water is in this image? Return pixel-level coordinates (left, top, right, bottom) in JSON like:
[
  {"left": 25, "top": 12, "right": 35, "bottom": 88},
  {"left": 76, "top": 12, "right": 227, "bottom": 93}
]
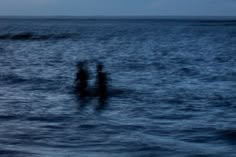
[{"left": 0, "top": 18, "right": 236, "bottom": 157}]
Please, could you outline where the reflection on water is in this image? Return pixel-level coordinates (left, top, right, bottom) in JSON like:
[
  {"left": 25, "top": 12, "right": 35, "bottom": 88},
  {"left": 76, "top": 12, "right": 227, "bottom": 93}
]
[{"left": 75, "top": 94, "right": 109, "bottom": 112}]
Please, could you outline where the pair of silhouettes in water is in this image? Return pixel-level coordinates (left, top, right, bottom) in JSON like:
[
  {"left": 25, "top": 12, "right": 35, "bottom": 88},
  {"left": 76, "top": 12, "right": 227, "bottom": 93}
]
[{"left": 75, "top": 62, "right": 108, "bottom": 99}]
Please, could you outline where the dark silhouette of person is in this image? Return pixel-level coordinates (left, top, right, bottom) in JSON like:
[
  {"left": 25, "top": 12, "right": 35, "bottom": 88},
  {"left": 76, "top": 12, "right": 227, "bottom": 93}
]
[
  {"left": 96, "top": 63, "right": 108, "bottom": 100},
  {"left": 75, "top": 61, "right": 89, "bottom": 97}
]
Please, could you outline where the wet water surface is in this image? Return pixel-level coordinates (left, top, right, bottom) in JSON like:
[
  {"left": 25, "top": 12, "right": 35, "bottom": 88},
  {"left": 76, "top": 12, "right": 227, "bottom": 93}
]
[{"left": 0, "top": 18, "right": 236, "bottom": 157}]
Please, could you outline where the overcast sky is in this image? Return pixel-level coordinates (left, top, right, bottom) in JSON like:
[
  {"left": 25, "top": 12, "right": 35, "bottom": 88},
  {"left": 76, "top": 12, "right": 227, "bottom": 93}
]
[{"left": 0, "top": 0, "right": 235, "bottom": 16}]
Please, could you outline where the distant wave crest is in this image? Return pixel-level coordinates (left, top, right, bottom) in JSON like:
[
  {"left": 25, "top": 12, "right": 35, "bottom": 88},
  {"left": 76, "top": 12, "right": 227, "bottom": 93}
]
[{"left": 0, "top": 32, "right": 77, "bottom": 40}]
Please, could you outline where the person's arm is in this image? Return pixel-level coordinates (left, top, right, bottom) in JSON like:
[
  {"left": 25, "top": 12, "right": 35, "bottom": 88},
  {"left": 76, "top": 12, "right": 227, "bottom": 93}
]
[{"left": 74, "top": 72, "right": 79, "bottom": 84}]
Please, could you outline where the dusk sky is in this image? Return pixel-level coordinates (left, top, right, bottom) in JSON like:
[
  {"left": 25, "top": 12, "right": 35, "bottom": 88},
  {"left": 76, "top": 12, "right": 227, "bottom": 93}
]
[{"left": 0, "top": 0, "right": 235, "bottom": 16}]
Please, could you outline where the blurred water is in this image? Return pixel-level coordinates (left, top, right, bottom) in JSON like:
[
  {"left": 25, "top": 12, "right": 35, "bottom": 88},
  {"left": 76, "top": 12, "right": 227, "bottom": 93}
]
[{"left": 0, "top": 18, "right": 236, "bottom": 157}]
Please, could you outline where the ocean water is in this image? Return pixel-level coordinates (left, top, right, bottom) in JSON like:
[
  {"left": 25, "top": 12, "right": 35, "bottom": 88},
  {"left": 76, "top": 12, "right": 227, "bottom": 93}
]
[{"left": 0, "top": 18, "right": 236, "bottom": 157}]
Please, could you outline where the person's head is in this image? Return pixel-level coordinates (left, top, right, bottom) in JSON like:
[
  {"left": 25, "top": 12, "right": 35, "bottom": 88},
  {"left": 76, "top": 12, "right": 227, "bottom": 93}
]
[
  {"left": 77, "top": 61, "right": 88, "bottom": 70},
  {"left": 97, "top": 63, "right": 104, "bottom": 72},
  {"left": 77, "top": 61, "right": 83, "bottom": 68}
]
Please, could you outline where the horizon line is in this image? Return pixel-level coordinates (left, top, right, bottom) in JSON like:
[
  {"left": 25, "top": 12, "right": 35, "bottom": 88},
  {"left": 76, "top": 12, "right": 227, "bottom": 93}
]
[{"left": 0, "top": 15, "right": 235, "bottom": 20}]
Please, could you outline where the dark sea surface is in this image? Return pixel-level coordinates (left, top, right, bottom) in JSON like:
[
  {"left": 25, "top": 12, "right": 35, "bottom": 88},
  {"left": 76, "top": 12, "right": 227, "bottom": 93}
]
[{"left": 0, "top": 18, "right": 236, "bottom": 157}]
